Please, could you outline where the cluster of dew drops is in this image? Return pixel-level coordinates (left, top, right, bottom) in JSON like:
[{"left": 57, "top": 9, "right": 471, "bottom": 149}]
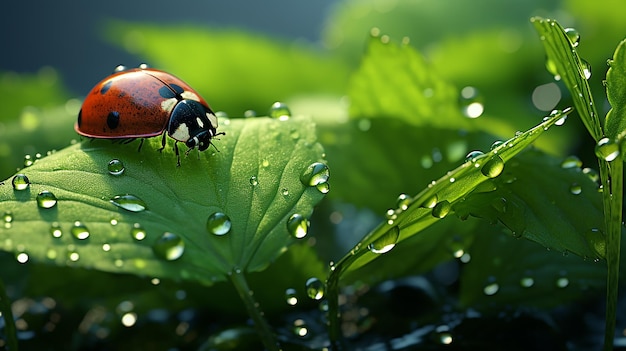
[{"left": 3, "top": 102, "right": 331, "bottom": 270}]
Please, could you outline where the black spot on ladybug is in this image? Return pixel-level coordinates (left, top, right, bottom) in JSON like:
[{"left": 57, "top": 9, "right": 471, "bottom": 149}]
[
  {"left": 77, "top": 110, "right": 82, "bottom": 127},
  {"left": 159, "top": 86, "right": 177, "bottom": 99},
  {"left": 100, "top": 80, "right": 112, "bottom": 95},
  {"left": 107, "top": 111, "right": 120, "bottom": 129}
]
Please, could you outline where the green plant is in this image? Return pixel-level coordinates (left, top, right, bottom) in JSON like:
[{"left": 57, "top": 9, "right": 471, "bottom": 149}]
[{"left": 0, "top": 3, "right": 625, "bottom": 350}]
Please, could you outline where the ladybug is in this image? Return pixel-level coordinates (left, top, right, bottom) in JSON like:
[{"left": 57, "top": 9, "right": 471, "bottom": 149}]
[{"left": 76, "top": 65, "right": 223, "bottom": 165}]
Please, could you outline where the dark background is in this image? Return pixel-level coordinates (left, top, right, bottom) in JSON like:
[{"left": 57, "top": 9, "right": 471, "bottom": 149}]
[{"left": 0, "top": 0, "right": 336, "bottom": 95}]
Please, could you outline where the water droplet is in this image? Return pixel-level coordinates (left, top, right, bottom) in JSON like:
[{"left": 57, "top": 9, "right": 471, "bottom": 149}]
[
  {"left": 595, "top": 137, "right": 620, "bottom": 162},
  {"left": 287, "top": 214, "right": 309, "bottom": 239},
  {"left": 420, "top": 194, "right": 438, "bottom": 209},
  {"left": 520, "top": 276, "right": 534, "bottom": 288},
  {"left": 114, "top": 65, "right": 127, "bottom": 73},
  {"left": 465, "top": 150, "right": 485, "bottom": 163},
  {"left": 561, "top": 155, "right": 582, "bottom": 169},
  {"left": 206, "top": 212, "right": 232, "bottom": 236},
  {"left": 249, "top": 176, "right": 258, "bottom": 186},
  {"left": 435, "top": 325, "right": 453, "bottom": 345},
  {"left": 281, "top": 188, "right": 289, "bottom": 196},
  {"left": 368, "top": 226, "right": 400, "bottom": 254},
  {"left": 431, "top": 200, "right": 451, "bottom": 218},
  {"left": 285, "top": 288, "right": 298, "bottom": 306},
  {"left": 300, "top": 162, "right": 330, "bottom": 186},
  {"left": 152, "top": 232, "right": 185, "bottom": 261},
  {"left": 110, "top": 194, "right": 147, "bottom": 212},
  {"left": 305, "top": 277, "right": 324, "bottom": 300},
  {"left": 481, "top": 155, "right": 504, "bottom": 178},
  {"left": 37, "top": 191, "right": 58, "bottom": 209},
  {"left": 11, "top": 174, "right": 30, "bottom": 190},
  {"left": 490, "top": 140, "right": 504, "bottom": 150},
  {"left": 102, "top": 243, "right": 111, "bottom": 252},
  {"left": 564, "top": 27, "right": 580, "bottom": 47},
  {"left": 584, "top": 228, "right": 605, "bottom": 258},
  {"left": 50, "top": 222, "right": 62, "bottom": 238},
  {"left": 581, "top": 59, "right": 592, "bottom": 79},
  {"left": 108, "top": 159, "right": 125, "bottom": 176},
  {"left": 556, "top": 276, "right": 569, "bottom": 288},
  {"left": 569, "top": 183, "right": 582, "bottom": 195},
  {"left": 483, "top": 279, "right": 499, "bottom": 295},
  {"left": 244, "top": 109, "right": 257, "bottom": 118},
  {"left": 269, "top": 102, "right": 291, "bottom": 120},
  {"left": 3, "top": 211, "right": 13, "bottom": 228},
  {"left": 131, "top": 223, "right": 146, "bottom": 241},
  {"left": 71, "top": 221, "right": 90, "bottom": 240},
  {"left": 459, "top": 86, "right": 484, "bottom": 118},
  {"left": 582, "top": 168, "right": 600, "bottom": 183},
  {"left": 292, "top": 319, "right": 309, "bottom": 337},
  {"left": 23, "top": 154, "right": 34, "bottom": 167},
  {"left": 396, "top": 193, "right": 412, "bottom": 211},
  {"left": 16, "top": 252, "right": 29, "bottom": 264}
]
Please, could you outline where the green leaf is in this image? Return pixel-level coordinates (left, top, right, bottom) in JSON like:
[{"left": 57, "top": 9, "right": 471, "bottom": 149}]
[
  {"left": 104, "top": 22, "right": 350, "bottom": 115},
  {"left": 0, "top": 116, "right": 326, "bottom": 285},
  {"left": 455, "top": 149, "right": 606, "bottom": 260},
  {"left": 605, "top": 39, "right": 626, "bottom": 142},
  {"left": 348, "top": 37, "right": 470, "bottom": 129},
  {"left": 531, "top": 17, "right": 603, "bottom": 142}
]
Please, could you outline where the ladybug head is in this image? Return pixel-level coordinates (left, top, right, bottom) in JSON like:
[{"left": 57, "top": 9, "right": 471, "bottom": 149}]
[{"left": 169, "top": 100, "right": 222, "bottom": 152}]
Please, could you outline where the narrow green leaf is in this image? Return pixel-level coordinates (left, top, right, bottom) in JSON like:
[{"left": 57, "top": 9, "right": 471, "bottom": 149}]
[
  {"left": 0, "top": 117, "right": 326, "bottom": 285},
  {"left": 531, "top": 17, "right": 603, "bottom": 141},
  {"left": 348, "top": 36, "right": 470, "bottom": 129},
  {"left": 605, "top": 39, "right": 626, "bottom": 143}
]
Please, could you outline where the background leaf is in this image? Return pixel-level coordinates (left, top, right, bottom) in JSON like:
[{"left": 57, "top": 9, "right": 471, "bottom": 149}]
[
  {"left": 0, "top": 116, "right": 326, "bottom": 285},
  {"left": 605, "top": 39, "right": 626, "bottom": 143}
]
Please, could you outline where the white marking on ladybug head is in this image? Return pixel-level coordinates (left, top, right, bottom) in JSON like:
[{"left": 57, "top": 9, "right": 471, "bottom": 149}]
[
  {"left": 160, "top": 98, "right": 178, "bottom": 113},
  {"left": 170, "top": 123, "right": 191, "bottom": 142},
  {"left": 181, "top": 91, "right": 200, "bottom": 101},
  {"left": 207, "top": 112, "right": 218, "bottom": 128},
  {"left": 196, "top": 117, "right": 204, "bottom": 128}
]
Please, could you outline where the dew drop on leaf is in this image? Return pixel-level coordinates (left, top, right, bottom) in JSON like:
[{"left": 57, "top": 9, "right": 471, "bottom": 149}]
[
  {"left": 108, "top": 159, "right": 125, "bottom": 176},
  {"left": 244, "top": 109, "right": 257, "bottom": 118},
  {"left": 556, "top": 277, "right": 569, "bottom": 288},
  {"left": 520, "top": 276, "right": 534, "bottom": 288},
  {"left": 595, "top": 137, "right": 620, "bottom": 162},
  {"left": 305, "top": 277, "right": 324, "bottom": 300},
  {"left": 560, "top": 155, "right": 582, "bottom": 169},
  {"left": 569, "top": 183, "right": 582, "bottom": 195},
  {"left": 420, "top": 194, "right": 438, "bottom": 209},
  {"left": 545, "top": 58, "right": 561, "bottom": 81},
  {"left": 285, "top": 288, "right": 298, "bottom": 306},
  {"left": 37, "top": 190, "right": 58, "bottom": 209},
  {"left": 11, "top": 174, "right": 30, "bottom": 190},
  {"left": 130, "top": 223, "right": 146, "bottom": 241},
  {"left": 110, "top": 194, "right": 147, "bottom": 212},
  {"left": 249, "top": 175, "right": 258, "bottom": 186},
  {"left": 292, "top": 319, "right": 308, "bottom": 337},
  {"left": 481, "top": 155, "right": 505, "bottom": 178},
  {"left": 71, "top": 221, "right": 90, "bottom": 240},
  {"left": 152, "top": 232, "right": 185, "bottom": 261},
  {"left": 564, "top": 27, "right": 580, "bottom": 47},
  {"left": 581, "top": 59, "right": 592, "bottom": 80},
  {"left": 368, "top": 225, "right": 400, "bottom": 254},
  {"left": 269, "top": 101, "right": 291, "bottom": 120},
  {"left": 16, "top": 252, "right": 29, "bottom": 264},
  {"left": 316, "top": 182, "right": 330, "bottom": 194},
  {"left": 50, "top": 222, "right": 62, "bottom": 238},
  {"left": 483, "top": 280, "right": 499, "bottom": 296},
  {"left": 431, "top": 200, "right": 451, "bottom": 219},
  {"left": 206, "top": 212, "right": 232, "bottom": 236},
  {"left": 300, "top": 162, "right": 330, "bottom": 187},
  {"left": 465, "top": 150, "right": 485, "bottom": 163},
  {"left": 396, "top": 193, "right": 412, "bottom": 211},
  {"left": 287, "top": 214, "right": 309, "bottom": 239}
]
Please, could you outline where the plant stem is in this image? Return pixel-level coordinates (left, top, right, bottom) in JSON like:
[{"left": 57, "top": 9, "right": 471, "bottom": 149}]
[
  {"left": 601, "top": 159, "right": 622, "bottom": 351},
  {"left": 0, "top": 276, "right": 18, "bottom": 351},
  {"left": 229, "top": 268, "right": 280, "bottom": 351}
]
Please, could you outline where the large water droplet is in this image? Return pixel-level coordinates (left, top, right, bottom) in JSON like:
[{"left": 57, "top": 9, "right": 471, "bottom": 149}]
[
  {"left": 564, "top": 28, "right": 580, "bottom": 47},
  {"left": 581, "top": 60, "right": 592, "bottom": 80},
  {"left": 269, "top": 101, "right": 291, "bottom": 120},
  {"left": 108, "top": 159, "right": 125, "bottom": 176},
  {"left": 71, "top": 221, "right": 90, "bottom": 240},
  {"left": 465, "top": 150, "right": 485, "bottom": 163},
  {"left": 110, "top": 194, "right": 147, "bottom": 212},
  {"left": 481, "top": 155, "right": 504, "bottom": 178},
  {"left": 459, "top": 86, "right": 484, "bottom": 118},
  {"left": 130, "top": 223, "right": 146, "bottom": 241},
  {"left": 305, "top": 277, "right": 324, "bottom": 300},
  {"left": 37, "top": 191, "right": 58, "bottom": 209},
  {"left": 206, "top": 212, "right": 232, "bottom": 236},
  {"left": 595, "top": 137, "right": 620, "bottom": 162},
  {"left": 11, "top": 174, "right": 30, "bottom": 190},
  {"left": 368, "top": 226, "right": 400, "bottom": 254},
  {"left": 287, "top": 214, "right": 309, "bottom": 239},
  {"left": 431, "top": 200, "right": 451, "bottom": 219},
  {"left": 300, "top": 162, "right": 330, "bottom": 187},
  {"left": 420, "top": 194, "right": 438, "bottom": 209},
  {"left": 152, "top": 232, "right": 185, "bottom": 261}
]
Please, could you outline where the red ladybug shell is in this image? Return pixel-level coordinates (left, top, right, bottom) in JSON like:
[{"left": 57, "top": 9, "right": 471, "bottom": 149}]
[{"left": 76, "top": 67, "right": 219, "bottom": 143}]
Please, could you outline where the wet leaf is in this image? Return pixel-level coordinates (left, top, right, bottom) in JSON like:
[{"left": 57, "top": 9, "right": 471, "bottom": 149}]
[
  {"left": 605, "top": 39, "right": 626, "bottom": 144},
  {"left": 0, "top": 116, "right": 326, "bottom": 285}
]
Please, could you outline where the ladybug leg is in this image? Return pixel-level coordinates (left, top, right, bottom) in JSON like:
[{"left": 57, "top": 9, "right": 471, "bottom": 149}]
[
  {"left": 137, "top": 138, "right": 144, "bottom": 152},
  {"left": 174, "top": 141, "right": 181, "bottom": 167},
  {"left": 158, "top": 132, "right": 167, "bottom": 152}
]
